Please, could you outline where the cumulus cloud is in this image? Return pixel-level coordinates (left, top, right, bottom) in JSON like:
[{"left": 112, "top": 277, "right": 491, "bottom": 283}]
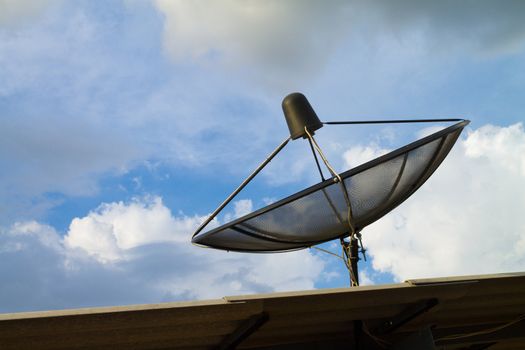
[
  {"left": 0, "top": 197, "right": 325, "bottom": 312},
  {"left": 65, "top": 196, "right": 198, "bottom": 262},
  {"left": 362, "top": 123, "right": 525, "bottom": 281}
]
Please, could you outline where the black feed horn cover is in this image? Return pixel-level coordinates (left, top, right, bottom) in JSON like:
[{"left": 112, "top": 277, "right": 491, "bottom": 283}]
[{"left": 282, "top": 92, "right": 323, "bottom": 140}]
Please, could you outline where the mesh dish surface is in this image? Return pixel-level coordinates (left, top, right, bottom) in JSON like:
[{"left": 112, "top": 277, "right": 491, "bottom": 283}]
[{"left": 192, "top": 121, "right": 469, "bottom": 252}]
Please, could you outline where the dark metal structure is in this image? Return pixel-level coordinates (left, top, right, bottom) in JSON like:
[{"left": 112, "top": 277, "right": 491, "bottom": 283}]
[
  {"left": 282, "top": 92, "right": 323, "bottom": 139},
  {"left": 192, "top": 92, "right": 469, "bottom": 287},
  {"left": 193, "top": 119, "right": 467, "bottom": 252}
]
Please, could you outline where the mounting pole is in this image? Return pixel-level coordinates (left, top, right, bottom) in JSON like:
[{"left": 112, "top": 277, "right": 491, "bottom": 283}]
[
  {"left": 350, "top": 236, "right": 359, "bottom": 286},
  {"left": 341, "top": 236, "right": 360, "bottom": 287}
]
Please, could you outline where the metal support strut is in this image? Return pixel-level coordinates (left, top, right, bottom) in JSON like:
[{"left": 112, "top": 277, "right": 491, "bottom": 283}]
[
  {"left": 323, "top": 118, "right": 463, "bottom": 125},
  {"left": 192, "top": 136, "right": 291, "bottom": 240}
]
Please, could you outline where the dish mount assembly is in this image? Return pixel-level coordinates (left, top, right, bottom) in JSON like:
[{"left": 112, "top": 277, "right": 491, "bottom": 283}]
[{"left": 192, "top": 92, "right": 469, "bottom": 289}]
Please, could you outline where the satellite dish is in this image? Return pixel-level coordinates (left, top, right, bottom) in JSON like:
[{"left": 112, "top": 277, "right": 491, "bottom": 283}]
[{"left": 192, "top": 93, "right": 469, "bottom": 286}]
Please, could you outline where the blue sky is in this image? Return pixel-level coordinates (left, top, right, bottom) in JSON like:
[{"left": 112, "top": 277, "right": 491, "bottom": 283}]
[{"left": 1, "top": 0, "right": 525, "bottom": 313}]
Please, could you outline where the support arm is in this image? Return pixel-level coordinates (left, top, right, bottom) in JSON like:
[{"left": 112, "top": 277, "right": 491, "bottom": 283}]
[
  {"left": 323, "top": 118, "right": 464, "bottom": 125},
  {"left": 192, "top": 136, "right": 291, "bottom": 239}
]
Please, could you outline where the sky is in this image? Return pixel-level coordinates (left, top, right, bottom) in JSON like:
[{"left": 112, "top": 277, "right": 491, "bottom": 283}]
[{"left": 1, "top": 0, "right": 525, "bottom": 313}]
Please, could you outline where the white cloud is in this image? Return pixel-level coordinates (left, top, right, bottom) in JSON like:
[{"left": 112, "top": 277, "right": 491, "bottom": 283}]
[
  {"left": 153, "top": 1, "right": 525, "bottom": 84},
  {"left": 233, "top": 199, "right": 253, "bottom": 218},
  {"left": 357, "top": 269, "right": 375, "bottom": 286},
  {"left": 223, "top": 199, "right": 254, "bottom": 223},
  {"left": 65, "top": 196, "right": 201, "bottom": 262},
  {"left": 0, "top": 196, "right": 325, "bottom": 312},
  {"left": 362, "top": 123, "right": 525, "bottom": 281},
  {"left": 464, "top": 123, "right": 525, "bottom": 175},
  {"left": 343, "top": 144, "right": 391, "bottom": 169},
  {"left": 3, "top": 221, "right": 62, "bottom": 252},
  {"left": 0, "top": 0, "right": 56, "bottom": 27},
  {"left": 154, "top": 0, "right": 351, "bottom": 85},
  {"left": 359, "top": 0, "right": 525, "bottom": 56}
]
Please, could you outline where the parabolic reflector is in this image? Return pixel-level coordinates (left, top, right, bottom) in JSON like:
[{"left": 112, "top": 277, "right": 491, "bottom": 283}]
[{"left": 192, "top": 120, "right": 468, "bottom": 252}]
